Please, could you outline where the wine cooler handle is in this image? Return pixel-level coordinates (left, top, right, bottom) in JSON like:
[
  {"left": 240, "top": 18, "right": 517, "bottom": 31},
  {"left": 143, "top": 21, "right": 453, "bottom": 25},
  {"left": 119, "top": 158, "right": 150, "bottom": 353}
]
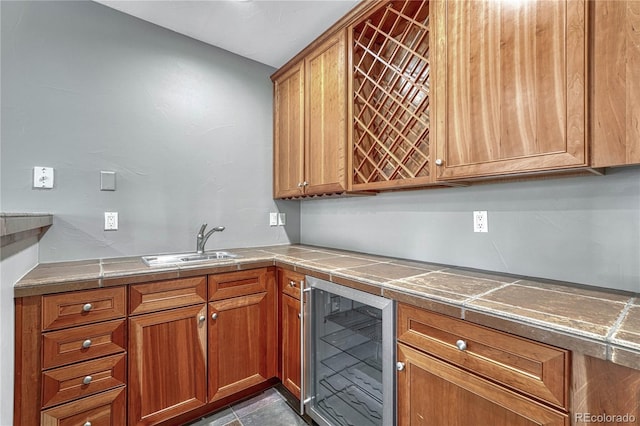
[{"left": 301, "top": 283, "right": 312, "bottom": 415}]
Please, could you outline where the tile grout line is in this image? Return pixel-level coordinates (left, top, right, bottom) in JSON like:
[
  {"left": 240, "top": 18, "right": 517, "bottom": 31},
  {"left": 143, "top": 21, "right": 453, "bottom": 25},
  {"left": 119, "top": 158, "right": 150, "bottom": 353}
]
[
  {"left": 461, "top": 282, "right": 513, "bottom": 319},
  {"left": 605, "top": 297, "right": 636, "bottom": 342}
]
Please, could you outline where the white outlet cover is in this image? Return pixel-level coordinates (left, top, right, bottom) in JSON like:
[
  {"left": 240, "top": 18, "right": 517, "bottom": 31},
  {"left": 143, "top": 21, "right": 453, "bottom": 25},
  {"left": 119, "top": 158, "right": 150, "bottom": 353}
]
[
  {"left": 473, "top": 211, "right": 488, "bottom": 233},
  {"left": 104, "top": 212, "right": 118, "bottom": 231}
]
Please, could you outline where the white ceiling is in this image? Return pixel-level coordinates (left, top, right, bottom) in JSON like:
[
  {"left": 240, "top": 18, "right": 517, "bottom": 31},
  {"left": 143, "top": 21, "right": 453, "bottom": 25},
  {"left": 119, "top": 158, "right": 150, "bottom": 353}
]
[{"left": 94, "top": 0, "right": 360, "bottom": 69}]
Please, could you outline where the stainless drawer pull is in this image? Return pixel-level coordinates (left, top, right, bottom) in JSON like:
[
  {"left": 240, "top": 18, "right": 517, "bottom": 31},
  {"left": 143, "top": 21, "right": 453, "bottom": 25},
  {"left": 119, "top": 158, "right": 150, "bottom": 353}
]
[
  {"left": 289, "top": 280, "right": 296, "bottom": 287},
  {"left": 211, "top": 313, "right": 218, "bottom": 320},
  {"left": 82, "top": 303, "right": 93, "bottom": 312},
  {"left": 82, "top": 339, "right": 92, "bottom": 349},
  {"left": 456, "top": 339, "right": 467, "bottom": 351},
  {"left": 199, "top": 315, "right": 206, "bottom": 322},
  {"left": 82, "top": 376, "right": 92, "bottom": 385},
  {"left": 396, "top": 362, "right": 405, "bottom": 371},
  {"left": 84, "top": 422, "right": 92, "bottom": 426}
]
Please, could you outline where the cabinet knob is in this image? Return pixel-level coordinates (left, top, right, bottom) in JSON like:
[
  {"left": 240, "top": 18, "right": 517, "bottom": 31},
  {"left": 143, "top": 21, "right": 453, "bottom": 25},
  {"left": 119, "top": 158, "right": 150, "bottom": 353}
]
[
  {"left": 396, "top": 362, "right": 405, "bottom": 371},
  {"left": 84, "top": 422, "right": 92, "bottom": 426},
  {"left": 298, "top": 313, "right": 301, "bottom": 319},
  {"left": 297, "top": 182, "right": 303, "bottom": 188},
  {"left": 435, "top": 159, "right": 443, "bottom": 166},
  {"left": 211, "top": 312, "right": 218, "bottom": 320},
  {"left": 302, "top": 181, "right": 309, "bottom": 187},
  {"left": 82, "top": 303, "right": 93, "bottom": 312},
  {"left": 82, "top": 376, "right": 92, "bottom": 385},
  {"left": 199, "top": 315, "right": 206, "bottom": 322},
  {"left": 456, "top": 339, "right": 467, "bottom": 351},
  {"left": 82, "top": 339, "right": 92, "bottom": 349},
  {"left": 289, "top": 280, "right": 296, "bottom": 287}
]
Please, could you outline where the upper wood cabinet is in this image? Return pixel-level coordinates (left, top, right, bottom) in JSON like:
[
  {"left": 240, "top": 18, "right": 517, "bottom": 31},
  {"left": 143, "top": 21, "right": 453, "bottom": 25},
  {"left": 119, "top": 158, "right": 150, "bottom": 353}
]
[
  {"left": 349, "top": 0, "right": 435, "bottom": 191},
  {"left": 432, "top": 0, "right": 589, "bottom": 181},
  {"left": 591, "top": 0, "right": 640, "bottom": 168},
  {"left": 273, "top": 61, "right": 304, "bottom": 198},
  {"left": 273, "top": 31, "right": 348, "bottom": 198}
]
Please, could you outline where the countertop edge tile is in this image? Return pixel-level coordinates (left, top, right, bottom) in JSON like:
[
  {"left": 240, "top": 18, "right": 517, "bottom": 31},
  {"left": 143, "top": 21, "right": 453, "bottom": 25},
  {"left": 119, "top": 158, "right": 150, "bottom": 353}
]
[
  {"left": 14, "top": 279, "right": 101, "bottom": 298},
  {"left": 102, "top": 271, "right": 180, "bottom": 287},
  {"left": 608, "top": 345, "right": 640, "bottom": 371},
  {"left": 463, "top": 308, "right": 608, "bottom": 360},
  {"left": 330, "top": 274, "right": 383, "bottom": 296},
  {"left": 383, "top": 288, "right": 463, "bottom": 319}
]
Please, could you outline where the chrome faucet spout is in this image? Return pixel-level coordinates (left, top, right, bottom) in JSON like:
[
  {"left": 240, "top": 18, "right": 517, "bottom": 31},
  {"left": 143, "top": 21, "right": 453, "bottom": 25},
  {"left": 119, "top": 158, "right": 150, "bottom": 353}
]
[{"left": 196, "top": 224, "right": 225, "bottom": 254}]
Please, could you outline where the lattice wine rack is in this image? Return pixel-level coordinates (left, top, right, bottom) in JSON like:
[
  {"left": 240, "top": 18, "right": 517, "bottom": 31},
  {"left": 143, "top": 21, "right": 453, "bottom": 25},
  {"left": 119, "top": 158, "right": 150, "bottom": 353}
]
[{"left": 351, "top": 1, "right": 432, "bottom": 190}]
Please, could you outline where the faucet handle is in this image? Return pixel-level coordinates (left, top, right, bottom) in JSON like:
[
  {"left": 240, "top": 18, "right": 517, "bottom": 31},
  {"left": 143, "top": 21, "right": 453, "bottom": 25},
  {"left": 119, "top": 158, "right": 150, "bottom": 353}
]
[{"left": 198, "top": 223, "right": 208, "bottom": 235}]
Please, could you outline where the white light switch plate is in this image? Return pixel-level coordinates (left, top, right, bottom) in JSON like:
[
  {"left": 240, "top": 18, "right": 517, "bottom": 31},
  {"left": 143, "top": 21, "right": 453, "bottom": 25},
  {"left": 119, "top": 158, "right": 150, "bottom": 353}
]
[
  {"left": 278, "top": 213, "right": 286, "bottom": 226},
  {"left": 33, "top": 167, "right": 54, "bottom": 189},
  {"left": 269, "top": 212, "right": 278, "bottom": 226}
]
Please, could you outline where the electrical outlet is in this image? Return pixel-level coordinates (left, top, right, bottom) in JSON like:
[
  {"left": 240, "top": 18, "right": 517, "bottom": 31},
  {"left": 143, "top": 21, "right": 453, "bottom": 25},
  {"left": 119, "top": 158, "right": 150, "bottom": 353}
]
[
  {"left": 277, "top": 213, "right": 286, "bottom": 226},
  {"left": 269, "top": 212, "right": 278, "bottom": 226},
  {"left": 473, "top": 211, "right": 488, "bottom": 233},
  {"left": 104, "top": 212, "right": 118, "bottom": 231}
]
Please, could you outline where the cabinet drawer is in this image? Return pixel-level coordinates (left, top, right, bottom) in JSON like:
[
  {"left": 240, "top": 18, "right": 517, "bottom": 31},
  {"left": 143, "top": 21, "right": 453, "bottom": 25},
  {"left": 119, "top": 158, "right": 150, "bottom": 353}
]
[
  {"left": 41, "top": 386, "right": 126, "bottom": 426},
  {"left": 279, "top": 269, "right": 304, "bottom": 299},
  {"left": 397, "top": 303, "right": 568, "bottom": 409},
  {"left": 42, "top": 287, "right": 126, "bottom": 331},
  {"left": 209, "top": 268, "right": 268, "bottom": 301},
  {"left": 42, "top": 320, "right": 126, "bottom": 369},
  {"left": 130, "top": 276, "right": 207, "bottom": 315},
  {"left": 42, "top": 354, "right": 126, "bottom": 408}
]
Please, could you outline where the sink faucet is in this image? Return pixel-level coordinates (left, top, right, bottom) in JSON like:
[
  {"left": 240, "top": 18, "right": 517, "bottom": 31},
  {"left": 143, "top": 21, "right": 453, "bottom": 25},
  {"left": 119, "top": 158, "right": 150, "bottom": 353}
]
[{"left": 196, "top": 223, "right": 225, "bottom": 254}]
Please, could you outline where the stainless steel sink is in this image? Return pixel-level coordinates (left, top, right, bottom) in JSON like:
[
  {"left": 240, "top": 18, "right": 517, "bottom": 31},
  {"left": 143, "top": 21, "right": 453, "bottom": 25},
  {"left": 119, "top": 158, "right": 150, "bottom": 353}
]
[{"left": 142, "top": 251, "right": 239, "bottom": 267}]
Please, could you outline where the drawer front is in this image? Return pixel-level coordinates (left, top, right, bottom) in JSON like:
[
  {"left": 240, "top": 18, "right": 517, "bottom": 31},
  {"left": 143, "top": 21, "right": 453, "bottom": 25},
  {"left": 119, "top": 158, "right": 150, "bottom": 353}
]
[
  {"left": 130, "top": 276, "right": 207, "bottom": 315},
  {"left": 42, "top": 354, "right": 126, "bottom": 408},
  {"left": 397, "top": 303, "right": 568, "bottom": 409},
  {"left": 42, "top": 320, "right": 126, "bottom": 369},
  {"left": 279, "top": 269, "right": 304, "bottom": 299},
  {"left": 41, "top": 386, "right": 126, "bottom": 426},
  {"left": 208, "top": 268, "right": 268, "bottom": 301},
  {"left": 43, "top": 287, "right": 126, "bottom": 331}
]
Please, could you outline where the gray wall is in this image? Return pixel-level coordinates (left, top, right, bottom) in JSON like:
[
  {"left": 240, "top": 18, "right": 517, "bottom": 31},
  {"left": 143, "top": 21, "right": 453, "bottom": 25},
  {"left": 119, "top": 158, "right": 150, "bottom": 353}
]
[
  {"left": 1, "top": 0, "right": 299, "bottom": 262},
  {"left": 301, "top": 167, "right": 640, "bottom": 293}
]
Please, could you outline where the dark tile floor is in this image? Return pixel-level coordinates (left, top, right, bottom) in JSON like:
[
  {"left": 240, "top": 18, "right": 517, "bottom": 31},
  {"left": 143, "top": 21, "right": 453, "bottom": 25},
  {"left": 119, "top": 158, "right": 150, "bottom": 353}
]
[{"left": 186, "top": 387, "right": 311, "bottom": 426}]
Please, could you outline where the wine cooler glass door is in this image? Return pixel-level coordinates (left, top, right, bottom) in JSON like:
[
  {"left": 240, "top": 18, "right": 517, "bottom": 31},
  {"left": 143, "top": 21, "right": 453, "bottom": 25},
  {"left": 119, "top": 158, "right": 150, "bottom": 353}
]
[{"left": 304, "top": 276, "right": 394, "bottom": 426}]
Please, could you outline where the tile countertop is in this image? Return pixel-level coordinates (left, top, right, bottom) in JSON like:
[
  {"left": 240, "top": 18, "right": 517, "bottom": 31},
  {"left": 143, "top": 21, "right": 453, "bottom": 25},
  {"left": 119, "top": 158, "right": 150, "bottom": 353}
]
[{"left": 14, "top": 244, "right": 640, "bottom": 371}]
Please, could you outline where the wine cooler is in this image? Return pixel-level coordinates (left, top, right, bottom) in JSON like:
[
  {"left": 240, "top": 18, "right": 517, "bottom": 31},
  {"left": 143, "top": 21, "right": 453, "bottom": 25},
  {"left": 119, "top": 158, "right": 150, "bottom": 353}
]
[{"left": 303, "top": 276, "right": 395, "bottom": 426}]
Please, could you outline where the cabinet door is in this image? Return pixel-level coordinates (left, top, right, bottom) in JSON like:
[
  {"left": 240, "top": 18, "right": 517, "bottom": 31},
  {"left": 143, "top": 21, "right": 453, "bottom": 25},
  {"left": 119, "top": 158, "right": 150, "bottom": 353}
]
[
  {"left": 208, "top": 290, "right": 277, "bottom": 401},
  {"left": 397, "top": 344, "right": 568, "bottom": 426},
  {"left": 128, "top": 305, "right": 207, "bottom": 426},
  {"left": 433, "top": 0, "right": 587, "bottom": 180},
  {"left": 305, "top": 31, "right": 348, "bottom": 195},
  {"left": 281, "top": 293, "right": 301, "bottom": 398},
  {"left": 591, "top": 0, "right": 640, "bottom": 167},
  {"left": 273, "top": 61, "right": 305, "bottom": 198}
]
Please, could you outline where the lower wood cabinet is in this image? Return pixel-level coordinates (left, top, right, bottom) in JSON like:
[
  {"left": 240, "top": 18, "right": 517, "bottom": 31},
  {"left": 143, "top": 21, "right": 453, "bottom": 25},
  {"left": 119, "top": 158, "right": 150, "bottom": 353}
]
[
  {"left": 128, "top": 304, "right": 208, "bottom": 426},
  {"left": 277, "top": 269, "right": 304, "bottom": 399},
  {"left": 397, "top": 303, "right": 569, "bottom": 426},
  {"left": 208, "top": 289, "right": 277, "bottom": 401},
  {"left": 397, "top": 344, "right": 568, "bottom": 426}
]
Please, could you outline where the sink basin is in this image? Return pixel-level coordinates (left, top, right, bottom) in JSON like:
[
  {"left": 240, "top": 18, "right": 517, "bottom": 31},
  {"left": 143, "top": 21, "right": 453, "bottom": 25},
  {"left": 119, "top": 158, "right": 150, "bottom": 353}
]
[{"left": 142, "top": 251, "right": 239, "bottom": 267}]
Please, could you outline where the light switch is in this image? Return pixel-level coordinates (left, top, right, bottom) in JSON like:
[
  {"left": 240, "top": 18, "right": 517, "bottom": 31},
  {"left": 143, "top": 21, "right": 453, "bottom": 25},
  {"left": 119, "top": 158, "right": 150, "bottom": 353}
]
[
  {"left": 269, "top": 212, "right": 278, "bottom": 226},
  {"left": 100, "top": 171, "right": 116, "bottom": 191},
  {"left": 278, "top": 213, "right": 286, "bottom": 226},
  {"left": 33, "top": 167, "right": 54, "bottom": 189}
]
